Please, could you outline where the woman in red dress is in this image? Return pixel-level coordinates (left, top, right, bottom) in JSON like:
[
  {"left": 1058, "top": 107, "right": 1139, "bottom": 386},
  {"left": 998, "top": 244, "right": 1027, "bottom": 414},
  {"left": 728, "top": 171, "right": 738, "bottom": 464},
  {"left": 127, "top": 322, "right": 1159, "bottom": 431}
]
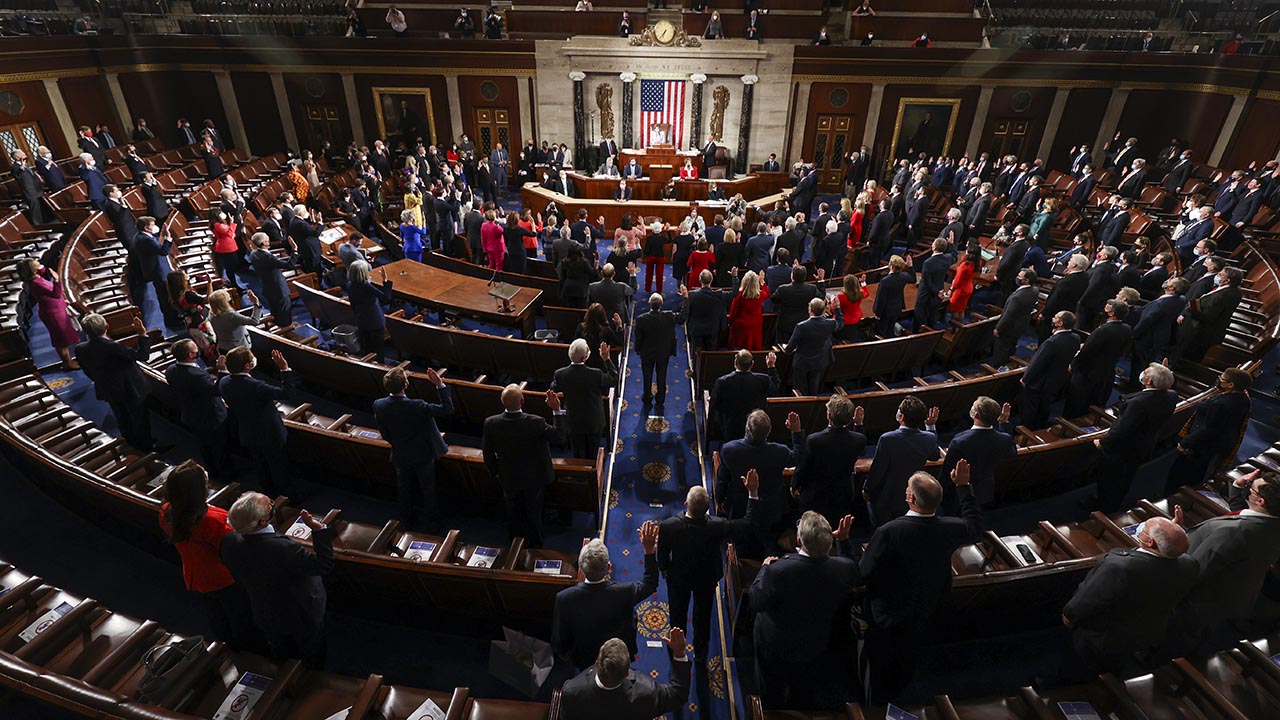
[
  {"left": 947, "top": 245, "right": 981, "bottom": 320},
  {"left": 686, "top": 237, "right": 716, "bottom": 288},
  {"left": 728, "top": 270, "right": 770, "bottom": 350},
  {"left": 835, "top": 272, "right": 870, "bottom": 341},
  {"left": 847, "top": 198, "right": 866, "bottom": 250}
]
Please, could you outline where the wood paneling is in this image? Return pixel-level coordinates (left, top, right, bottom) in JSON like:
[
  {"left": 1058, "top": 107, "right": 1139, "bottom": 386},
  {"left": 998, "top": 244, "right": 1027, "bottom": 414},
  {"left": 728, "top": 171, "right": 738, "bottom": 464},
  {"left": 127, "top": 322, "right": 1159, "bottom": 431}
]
[
  {"left": 978, "top": 86, "right": 1056, "bottom": 160},
  {"left": 231, "top": 71, "right": 285, "bottom": 155},
  {"left": 873, "top": 84, "right": 980, "bottom": 176},
  {"left": 353, "top": 73, "right": 451, "bottom": 148},
  {"left": 0, "top": 80, "right": 69, "bottom": 158},
  {"left": 1115, "top": 89, "right": 1231, "bottom": 160},
  {"left": 458, "top": 75, "right": 521, "bottom": 158},
  {"left": 57, "top": 76, "right": 116, "bottom": 137},
  {"left": 281, "top": 72, "right": 349, "bottom": 154},
  {"left": 1048, "top": 88, "right": 1111, "bottom": 168},
  {"left": 1226, "top": 99, "right": 1280, "bottom": 168},
  {"left": 801, "top": 82, "right": 872, "bottom": 186},
  {"left": 117, "top": 70, "right": 227, "bottom": 148}
]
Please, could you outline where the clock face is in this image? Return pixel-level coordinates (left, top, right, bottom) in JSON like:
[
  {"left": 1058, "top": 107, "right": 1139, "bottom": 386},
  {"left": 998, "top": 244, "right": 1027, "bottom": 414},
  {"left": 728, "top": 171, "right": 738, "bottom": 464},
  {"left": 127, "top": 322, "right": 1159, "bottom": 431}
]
[
  {"left": 655, "top": 20, "right": 676, "bottom": 44},
  {"left": 0, "top": 91, "right": 23, "bottom": 117}
]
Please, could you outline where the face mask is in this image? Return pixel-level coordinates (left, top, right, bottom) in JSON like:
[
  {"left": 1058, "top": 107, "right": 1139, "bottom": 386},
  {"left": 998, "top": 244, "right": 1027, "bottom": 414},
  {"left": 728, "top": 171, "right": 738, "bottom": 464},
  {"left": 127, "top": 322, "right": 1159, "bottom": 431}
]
[{"left": 1214, "top": 275, "right": 1224, "bottom": 286}]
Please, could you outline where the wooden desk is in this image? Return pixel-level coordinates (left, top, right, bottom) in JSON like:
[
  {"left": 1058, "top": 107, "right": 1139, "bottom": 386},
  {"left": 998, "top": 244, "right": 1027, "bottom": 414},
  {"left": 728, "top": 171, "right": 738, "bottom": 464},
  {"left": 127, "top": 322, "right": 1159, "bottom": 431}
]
[
  {"left": 319, "top": 223, "right": 383, "bottom": 268},
  {"left": 379, "top": 259, "right": 542, "bottom": 337}
]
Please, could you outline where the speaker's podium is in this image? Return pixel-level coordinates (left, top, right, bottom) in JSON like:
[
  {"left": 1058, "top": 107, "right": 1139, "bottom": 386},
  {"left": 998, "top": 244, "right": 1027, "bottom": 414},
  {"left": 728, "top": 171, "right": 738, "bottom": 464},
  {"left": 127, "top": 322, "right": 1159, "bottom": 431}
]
[{"left": 620, "top": 131, "right": 699, "bottom": 186}]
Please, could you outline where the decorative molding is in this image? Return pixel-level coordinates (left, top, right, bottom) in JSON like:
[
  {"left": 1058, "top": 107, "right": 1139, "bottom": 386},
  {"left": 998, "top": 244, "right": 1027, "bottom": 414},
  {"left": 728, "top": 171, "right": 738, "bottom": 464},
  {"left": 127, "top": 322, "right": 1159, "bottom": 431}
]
[
  {"left": 620, "top": 71, "right": 637, "bottom": 83},
  {"left": 568, "top": 71, "right": 586, "bottom": 81},
  {"left": 690, "top": 73, "right": 707, "bottom": 84},
  {"left": 0, "top": 64, "right": 537, "bottom": 85},
  {"left": 789, "top": 74, "right": 1252, "bottom": 96},
  {"left": 741, "top": 74, "right": 759, "bottom": 85}
]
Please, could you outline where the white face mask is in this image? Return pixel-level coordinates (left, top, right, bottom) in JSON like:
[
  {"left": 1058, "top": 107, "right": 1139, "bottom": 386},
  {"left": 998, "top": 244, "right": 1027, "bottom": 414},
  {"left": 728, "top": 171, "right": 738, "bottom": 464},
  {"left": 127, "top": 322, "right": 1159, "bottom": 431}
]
[{"left": 1214, "top": 275, "right": 1224, "bottom": 286}]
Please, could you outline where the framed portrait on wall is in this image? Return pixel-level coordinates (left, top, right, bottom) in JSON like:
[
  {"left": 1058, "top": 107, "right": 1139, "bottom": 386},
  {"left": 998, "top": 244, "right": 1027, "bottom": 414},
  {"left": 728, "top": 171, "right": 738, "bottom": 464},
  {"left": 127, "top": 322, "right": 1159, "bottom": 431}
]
[
  {"left": 373, "top": 87, "right": 436, "bottom": 147},
  {"left": 889, "top": 98, "right": 961, "bottom": 161}
]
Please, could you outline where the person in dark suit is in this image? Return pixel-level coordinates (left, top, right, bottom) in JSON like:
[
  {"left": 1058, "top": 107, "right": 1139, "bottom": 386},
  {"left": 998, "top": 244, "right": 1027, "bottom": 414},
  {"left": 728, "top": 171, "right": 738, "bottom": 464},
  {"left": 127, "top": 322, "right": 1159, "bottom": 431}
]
[
  {"left": 684, "top": 270, "right": 734, "bottom": 351},
  {"left": 134, "top": 215, "right": 181, "bottom": 327},
  {"left": 1063, "top": 299, "right": 1132, "bottom": 418},
  {"left": 33, "top": 146, "right": 66, "bottom": 191},
  {"left": 1115, "top": 251, "right": 1143, "bottom": 290},
  {"left": 1137, "top": 252, "right": 1173, "bottom": 300},
  {"left": 77, "top": 314, "right": 155, "bottom": 451},
  {"left": 220, "top": 493, "right": 333, "bottom": 668},
  {"left": 554, "top": 522, "right": 660, "bottom": 670},
  {"left": 482, "top": 385, "right": 564, "bottom": 547},
  {"left": 138, "top": 172, "right": 169, "bottom": 221},
  {"left": 811, "top": 219, "right": 847, "bottom": 282},
  {"left": 751, "top": 508, "right": 859, "bottom": 706},
  {"left": 559, "top": 631, "right": 690, "bottom": 720},
  {"left": 1115, "top": 159, "right": 1148, "bottom": 200},
  {"left": 872, "top": 254, "right": 916, "bottom": 338},
  {"left": 903, "top": 186, "right": 928, "bottom": 247},
  {"left": 8, "top": 150, "right": 48, "bottom": 225},
  {"left": 993, "top": 225, "right": 1031, "bottom": 300},
  {"left": 600, "top": 137, "right": 619, "bottom": 162},
  {"left": 715, "top": 410, "right": 804, "bottom": 556},
  {"left": 788, "top": 166, "right": 818, "bottom": 217},
  {"left": 1176, "top": 266, "right": 1243, "bottom": 362},
  {"left": 793, "top": 394, "right": 866, "bottom": 525},
  {"left": 1129, "top": 277, "right": 1187, "bottom": 386},
  {"left": 1095, "top": 196, "right": 1131, "bottom": 248},
  {"left": 1224, "top": 179, "right": 1264, "bottom": 250},
  {"left": 373, "top": 367, "right": 453, "bottom": 530},
  {"left": 1094, "top": 363, "right": 1178, "bottom": 511},
  {"left": 701, "top": 140, "right": 718, "bottom": 177},
  {"left": 635, "top": 292, "right": 684, "bottom": 407},
  {"left": 989, "top": 269, "right": 1038, "bottom": 365},
  {"left": 784, "top": 297, "right": 838, "bottom": 395},
  {"left": 165, "top": 339, "right": 230, "bottom": 477},
  {"left": 247, "top": 232, "right": 298, "bottom": 327},
  {"left": 1069, "top": 166, "right": 1097, "bottom": 209},
  {"left": 709, "top": 349, "right": 779, "bottom": 444},
  {"left": 121, "top": 144, "right": 147, "bottom": 184},
  {"left": 1020, "top": 310, "right": 1081, "bottom": 429},
  {"left": 1167, "top": 368, "right": 1252, "bottom": 494},
  {"left": 553, "top": 339, "right": 618, "bottom": 459},
  {"left": 1069, "top": 145, "right": 1092, "bottom": 175},
  {"left": 859, "top": 462, "right": 983, "bottom": 703},
  {"left": 1174, "top": 206, "right": 1214, "bottom": 268},
  {"left": 1038, "top": 254, "right": 1090, "bottom": 341},
  {"left": 864, "top": 396, "right": 942, "bottom": 526},
  {"left": 1179, "top": 238, "right": 1217, "bottom": 285},
  {"left": 1062, "top": 516, "right": 1198, "bottom": 676},
  {"left": 1075, "top": 246, "right": 1120, "bottom": 329},
  {"left": 77, "top": 126, "right": 108, "bottom": 169},
  {"left": 768, "top": 265, "right": 820, "bottom": 345},
  {"left": 1162, "top": 151, "right": 1195, "bottom": 194},
  {"left": 613, "top": 180, "right": 633, "bottom": 202},
  {"left": 100, "top": 184, "right": 146, "bottom": 302},
  {"left": 621, "top": 158, "right": 644, "bottom": 179},
  {"left": 1184, "top": 257, "right": 1224, "bottom": 302},
  {"left": 1174, "top": 469, "right": 1280, "bottom": 655},
  {"left": 588, "top": 264, "right": 631, "bottom": 320},
  {"left": 864, "top": 200, "right": 895, "bottom": 268},
  {"left": 913, "top": 238, "right": 954, "bottom": 331},
  {"left": 938, "top": 397, "right": 1015, "bottom": 509},
  {"left": 218, "top": 347, "right": 298, "bottom": 496},
  {"left": 288, "top": 205, "right": 324, "bottom": 275},
  {"left": 965, "top": 183, "right": 993, "bottom": 243}
]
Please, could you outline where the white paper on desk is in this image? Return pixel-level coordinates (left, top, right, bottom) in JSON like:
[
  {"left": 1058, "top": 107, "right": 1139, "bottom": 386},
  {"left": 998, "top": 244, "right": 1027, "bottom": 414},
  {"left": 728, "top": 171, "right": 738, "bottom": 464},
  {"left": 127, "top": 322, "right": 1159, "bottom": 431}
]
[
  {"left": 1057, "top": 702, "right": 1102, "bottom": 720},
  {"left": 286, "top": 518, "right": 313, "bottom": 541},
  {"left": 322, "top": 708, "right": 351, "bottom": 720},
  {"left": 467, "top": 546, "right": 500, "bottom": 568},
  {"left": 212, "top": 671, "right": 272, "bottom": 720},
  {"left": 405, "top": 541, "right": 437, "bottom": 562},
  {"left": 533, "top": 559, "right": 563, "bottom": 575},
  {"left": 407, "top": 698, "right": 447, "bottom": 720},
  {"left": 18, "top": 601, "right": 73, "bottom": 643}
]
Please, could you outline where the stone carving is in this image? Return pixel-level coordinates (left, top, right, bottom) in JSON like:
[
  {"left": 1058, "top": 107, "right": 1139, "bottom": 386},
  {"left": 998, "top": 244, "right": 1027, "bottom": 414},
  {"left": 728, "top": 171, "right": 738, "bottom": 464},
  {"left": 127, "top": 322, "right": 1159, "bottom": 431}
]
[
  {"left": 629, "top": 24, "right": 702, "bottom": 48},
  {"left": 595, "top": 83, "right": 615, "bottom": 141},
  {"left": 709, "top": 85, "right": 730, "bottom": 142}
]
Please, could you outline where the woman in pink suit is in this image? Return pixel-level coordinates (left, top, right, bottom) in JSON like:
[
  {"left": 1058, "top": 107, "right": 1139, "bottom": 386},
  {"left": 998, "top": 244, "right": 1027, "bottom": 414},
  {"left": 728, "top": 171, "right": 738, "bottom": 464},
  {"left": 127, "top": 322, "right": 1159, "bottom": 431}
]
[
  {"left": 481, "top": 209, "right": 505, "bottom": 271},
  {"left": 18, "top": 259, "right": 80, "bottom": 369}
]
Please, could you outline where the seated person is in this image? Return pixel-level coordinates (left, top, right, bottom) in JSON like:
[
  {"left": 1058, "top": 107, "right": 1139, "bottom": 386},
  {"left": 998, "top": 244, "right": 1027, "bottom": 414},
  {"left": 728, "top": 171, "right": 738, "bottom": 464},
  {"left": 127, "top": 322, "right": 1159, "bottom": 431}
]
[
  {"left": 662, "top": 178, "right": 678, "bottom": 200},
  {"left": 622, "top": 157, "right": 644, "bottom": 179},
  {"left": 707, "top": 181, "right": 726, "bottom": 201},
  {"left": 597, "top": 156, "right": 620, "bottom": 177},
  {"left": 679, "top": 159, "right": 699, "bottom": 180},
  {"left": 614, "top": 180, "right": 633, "bottom": 202}
]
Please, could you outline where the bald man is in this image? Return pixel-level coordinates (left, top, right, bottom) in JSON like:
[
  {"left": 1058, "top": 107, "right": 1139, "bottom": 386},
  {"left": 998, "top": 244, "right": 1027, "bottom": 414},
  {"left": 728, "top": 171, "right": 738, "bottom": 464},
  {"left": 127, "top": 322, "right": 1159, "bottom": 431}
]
[
  {"left": 482, "top": 384, "right": 565, "bottom": 547},
  {"left": 1062, "top": 516, "right": 1198, "bottom": 676}
]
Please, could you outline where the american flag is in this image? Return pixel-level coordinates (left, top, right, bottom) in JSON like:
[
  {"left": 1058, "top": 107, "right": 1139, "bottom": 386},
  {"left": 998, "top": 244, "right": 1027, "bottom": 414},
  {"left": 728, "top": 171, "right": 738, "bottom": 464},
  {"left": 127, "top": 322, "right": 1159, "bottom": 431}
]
[{"left": 640, "top": 79, "right": 685, "bottom": 149}]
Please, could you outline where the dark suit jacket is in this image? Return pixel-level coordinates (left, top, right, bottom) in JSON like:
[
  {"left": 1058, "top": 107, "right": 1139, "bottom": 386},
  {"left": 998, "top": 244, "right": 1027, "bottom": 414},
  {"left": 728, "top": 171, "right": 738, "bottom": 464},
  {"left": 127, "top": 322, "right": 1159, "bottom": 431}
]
[
  {"left": 864, "top": 427, "right": 941, "bottom": 524},
  {"left": 1180, "top": 391, "right": 1251, "bottom": 457},
  {"left": 709, "top": 368, "right": 779, "bottom": 441},
  {"left": 588, "top": 279, "right": 630, "bottom": 320},
  {"left": 164, "top": 363, "right": 227, "bottom": 431},
  {"left": 288, "top": 216, "right": 322, "bottom": 271},
  {"left": 1180, "top": 254, "right": 1213, "bottom": 284},
  {"left": 218, "top": 371, "right": 298, "bottom": 449},
  {"left": 794, "top": 425, "right": 866, "bottom": 521},
  {"left": 786, "top": 316, "right": 838, "bottom": 371},
  {"left": 220, "top": 527, "right": 334, "bottom": 644},
  {"left": 1073, "top": 319, "right": 1132, "bottom": 386},
  {"left": 373, "top": 388, "right": 453, "bottom": 466},
  {"left": 1097, "top": 209, "right": 1130, "bottom": 248},
  {"left": 347, "top": 280, "right": 390, "bottom": 332},
  {"left": 866, "top": 211, "right": 894, "bottom": 252},
  {"left": 1180, "top": 285, "right": 1242, "bottom": 350},
  {"left": 1076, "top": 262, "right": 1119, "bottom": 317},
  {"left": 559, "top": 656, "right": 689, "bottom": 720},
  {"left": 686, "top": 286, "right": 733, "bottom": 339},
  {"left": 1023, "top": 330, "right": 1079, "bottom": 393},
  {"left": 940, "top": 427, "right": 1015, "bottom": 506},
  {"left": 715, "top": 434, "right": 803, "bottom": 528},
  {"left": 750, "top": 550, "right": 860, "bottom": 663},
  {"left": 634, "top": 308, "right": 679, "bottom": 361},
  {"left": 613, "top": 186, "right": 633, "bottom": 201},
  {"left": 812, "top": 232, "right": 846, "bottom": 281},
  {"left": 553, "top": 553, "right": 659, "bottom": 668},
  {"left": 249, "top": 249, "right": 296, "bottom": 309},
  {"left": 13, "top": 165, "right": 42, "bottom": 207},
  {"left": 871, "top": 270, "right": 916, "bottom": 331},
  {"left": 860, "top": 484, "right": 982, "bottom": 631},
  {"left": 916, "top": 252, "right": 954, "bottom": 310},
  {"left": 104, "top": 199, "right": 138, "bottom": 246},
  {"left": 1163, "top": 160, "right": 1194, "bottom": 194},
  {"left": 133, "top": 231, "right": 173, "bottom": 283},
  {"left": 1230, "top": 189, "right": 1263, "bottom": 226},
  {"left": 995, "top": 240, "right": 1030, "bottom": 287},
  {"left": 35, "top": 156, "right": 66, "bottom": 190},
  {"left": 771, "top": 282, "right": 822, "bottom": 344},
  {"left": 1042, "top": 271, "right": 1088, "bottom": 323},
  {"left": 76, "top": 334, "right": 152, "bottom": 406},
  {"left": 1069, "top": 175, "right": 1097, "bottom": 207},
  {"left": 1137, "top": 266, "right": 1169, "bottom": 299},
  {"left": 553, "top": 362, "right": 617, "bottom": 435},
  {"left": 1063, "top": 548, "right": 1199, "bottom": 655},
  {"left": 1100, "top": 388, "right": 1177, "bottom": 461},
  {"left": 1184, "top": 482, "right": 1280, "bottom": 620},
  {"left": 140, "top": 183, "right": 168, "bottom": 220},
  {"left": 995, "top": 284, "right": 1038, "bottom": 339},
  {"left": 481, "top": 410, "right": 563, "bottom": 491},
  {"left": 966, "top": 194, "right": 992, "bottom": 234},
  {"left": 1131, "top": 293, "right": 1186, "bottom": 355},
  {"left": 1117, "top": 169, "right": 1147, "bottom": 199}
]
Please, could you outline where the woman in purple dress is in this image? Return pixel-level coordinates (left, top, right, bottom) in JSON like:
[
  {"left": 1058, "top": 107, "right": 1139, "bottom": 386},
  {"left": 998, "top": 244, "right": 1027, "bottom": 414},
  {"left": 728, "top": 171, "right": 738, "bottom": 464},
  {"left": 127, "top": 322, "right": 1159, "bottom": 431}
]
[{"left": 17, "top": 259, "right": 80, "bottom": 369}]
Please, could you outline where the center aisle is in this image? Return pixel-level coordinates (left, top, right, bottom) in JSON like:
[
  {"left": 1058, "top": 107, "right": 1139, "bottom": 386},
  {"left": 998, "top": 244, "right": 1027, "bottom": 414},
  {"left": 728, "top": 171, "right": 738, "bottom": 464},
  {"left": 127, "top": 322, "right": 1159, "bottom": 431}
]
[{"left": 597, "top": 249, "right": 741, "bottom": 719}]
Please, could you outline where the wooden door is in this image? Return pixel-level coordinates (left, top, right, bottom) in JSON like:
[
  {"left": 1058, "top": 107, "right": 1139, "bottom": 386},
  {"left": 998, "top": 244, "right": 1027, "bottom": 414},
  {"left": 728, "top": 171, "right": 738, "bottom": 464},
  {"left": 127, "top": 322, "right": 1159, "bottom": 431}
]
[
  {"left": 811, "top": 114, "right": 854, "bottom": 193},
  {"left": 302, "top": 105, "right": 343, "bottom": 153},
  {"left": 472, "top": 108, "right": 514, "bottom": 160},
  {"left": 0, "top": 122, "right": 44, "bottom": 171},
  {"left": 990, "top": 118, "right": 1030, "bottom": 161}
]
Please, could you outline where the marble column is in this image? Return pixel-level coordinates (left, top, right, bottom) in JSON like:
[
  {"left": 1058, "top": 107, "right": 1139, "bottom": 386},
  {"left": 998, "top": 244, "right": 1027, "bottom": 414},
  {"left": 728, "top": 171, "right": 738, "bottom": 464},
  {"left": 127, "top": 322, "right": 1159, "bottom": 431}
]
[
  {"left": 786, "top": 81, "right": 812, "bottom": 166},
  {"left": 42, "top": 79, "right": 78, "bottom": 153},
  {"left": 269, "top": 72, "right": 299, "bottom": 152},
  {"left": 340, "top": 73, "right": 364, "bottom": 146},
  {"left": 215, "top": 70, "right": 251, "bottom": 155},
  {"left": 570, "top": 71, "right": 586, "bottom": 168},
  {"left": 736, "top": 75, "right": 758, "bottom": 175},
  {"left": 1209, "top": 93, "right": 1249, "bottom": 166},
  {"left": 445, "top": 75, "right": 463, "bottom": 146},
  {"left": 861, "top": 83, "right": 885, "bottom": 155},
  {"left": 689, "top": 74, "right": 707, "bottom": 150},
  {"left": 1036, "top": 87, "right": 1071, "bottom": 163},
  {"left": 104, "top": 73, "right": 132, "bottom": 142},
  {"left": 1093, "top": 88, "right": 1130, "bottom": 160},
  {"left": 620, "top": 72, "right": 636, "bottom": 149},
  {"left": 966, "top": 86, "right": 995, "bottom": 158}
]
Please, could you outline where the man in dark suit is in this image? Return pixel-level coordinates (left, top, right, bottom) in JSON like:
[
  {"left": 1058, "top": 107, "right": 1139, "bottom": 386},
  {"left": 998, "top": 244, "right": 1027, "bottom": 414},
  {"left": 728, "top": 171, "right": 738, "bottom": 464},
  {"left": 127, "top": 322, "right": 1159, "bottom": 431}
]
[
  {"left": 218, "top": 347, "right": 298, "bottom": 496},
  {"left": 221, "top": 492, "right": 333, "bottom": 668},
  {"left": 1069, "top": 166, "right": 1097, "bottom": 209},
  {"left": 33, "top": 146, "right": 66, "bottom": 191},
  {"left": 1174, "top": 206, "right": 1214, "bottom": 268},
  {"left": 864, "top": 200, "right": 894, "bottom": 268},
  {"left": 859, "top": 461, "right": 983, "bottom": 703},
  {"left": 1062, "top": 516, "right": 1198, "bottom": 675},
  {"left": 1038, "top": 253, "right": 1090, "bottom": 341},
  {"left": 288, "top": 205, "right": 324, "bottom": 274},
  {"left": 1129, "top": 277, "right": 1187, "bottom": 386},
  {"left": 744, "top": 222, "right": 774, "bottom": 274},
  {"left": 588, "top": 264, "right": 631, "bottom": 320},
  {"left": 165, "top": 339, "right": 230, "bottom": 477},
  {"left": 612, "top": 180, "right": 633, "bottom": 202},
  {"left": 1094, "top": 362, "right": 1178, "bottom": 511},
  {"left": 247, "top": 232, "right": 298, "bottom": 327},
  {"left": 1185, "top": 256, "right": 1224, "bottom": 302},
  {"left": 1020, "top": 310, "right": 1080, "bottom": 429},
  {"left": 635, "top": 292, "right": 684, "bottom": 407},
  {"left": 122, "top": 144, "right": 147, "bottom": 184},
  {"left": 1069, "top": 145, "right": 1092, "bottom": 176},
  {"left": 939, "top": 397, "right": 1015, "bottom": 509},
  {"left": 621, "top": 158, "right": 644, "bottom": 179},
  {"left": 1075, "top": 246, "right": 1120, "bottom": 329},
  {"left": 903, "top": 186, "right": 928, "bottom": 247},
  {"left": 373, "top": 367, "right": 453, "bottom": 531},
  {"left": 553, "top": 338, "right": 618, "bottom": 459},
  {"left": 139, "top": 172, "right": 169, "bottom": 221},
  {"left": 911, "top": 238, "right": 953, "bottom": 331},
  {"left": 8, "top": 150, "right": 48, "bottom": 225},
  {"left": 1138, "top": 252, "right": 1173, "bottom": 300},
  {"left": 685, "top": 270, "right": 734, "bottom": 351},
  {"left": 784, "top": 298, "right": 838, "bottom": 395},
  {"left": 1116, "top": 159, "right": 1148, "bottom": 200},
  {"left": 989, "top": 269, "right": 1038, "bottom": 365},
  {"left": 788, "top": 165, "right": 818, "bottom": 217},
  {"left": 771, "top": 265, "right": 823, "bottom": 345},
  {"left": 864, "top": 396, "right": 942, "bottom": 526},
  {"left": 1115, "top": 250, "right": 1143, "bottom": 289},
  {"left": 482, "top": 385, "right": 564, "bottom": 546},
  {"left": 1176, "top": 266, "right": 1243, "bottom": 362},
  {"left": 715, "top": 410, "right": 804, "bottom": 556},
  {"left": 77, "top": 314, "right": 155, "bottom": 451},
  {"left": 1095, "top": 196, "right": 1131, "bottom": 248},
  {"left": 76, "top": 125, "right": 108, "bottom": 169},
  {"left": 600, "top": 136, "right": 619, "bottom": 161},
  {"left": 134, "top": 215, "right": 180, "bottom": 327},
  {"left": 751, "top": 508, "right": 859, "bottom": 706},
  {"left": 709, "top": 349, "right": 779, "bottom": 444},
  {"left": 844, "top": 151, "right": 866, "bottom": 192},
  {"left": 773, "top": 219, "right": 804, "bottom": 267},
  {"left": 553, "top": 522, "right": 660, "bottom": 669},
  {"left": 964, "top": 183, "right": 992, "bottom": 245},
  {"left": 1016, "top": 177, "right": 1043, "bottom": 220},
  {"left": 1167, "top": 368, "right": 1252, "bottom": 493},
  {"left": 701, "top": 140, "right": 718, "bottom": 177},
  {"left": 1162, "top": 151, "right": 1194, "bottom": 194},
  {"left": 558, "top": 631, "right": 689, "bottom": 720},
  {"left": 793, "top": 395, "right": 866, "bottom": 525},
  {"left": 1224, "top": 179, "right": 1264, "bottom": 251},
  {"left": 1063, "top": 299, "right": 1132, "bottom": 418},
  {"left": 1179, "top": 238, "right": 1217, "bottom": 285}
]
